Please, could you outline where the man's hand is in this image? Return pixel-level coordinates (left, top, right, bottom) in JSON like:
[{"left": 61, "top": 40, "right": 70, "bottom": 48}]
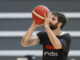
[
  {"left": 31, "top": 21, "right": 43, "bottom": 30},
  {"left": 44, "top": 11, "right": 52, "bottom": 27}
]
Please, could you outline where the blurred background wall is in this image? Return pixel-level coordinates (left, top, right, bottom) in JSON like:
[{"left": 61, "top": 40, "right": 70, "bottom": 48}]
[{"left": 0, "top": 0, "right": 80, "bottom": 60}]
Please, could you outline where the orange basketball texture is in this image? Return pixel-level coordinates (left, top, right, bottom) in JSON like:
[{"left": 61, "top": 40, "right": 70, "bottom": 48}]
[{"left": 32, "top": 5, "right": 50, "bottom": 24}]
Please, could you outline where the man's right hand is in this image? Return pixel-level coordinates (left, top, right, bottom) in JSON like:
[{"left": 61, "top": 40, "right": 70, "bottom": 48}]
[{"left": 31, "top": 21, "right": 43, "bottom": 30}]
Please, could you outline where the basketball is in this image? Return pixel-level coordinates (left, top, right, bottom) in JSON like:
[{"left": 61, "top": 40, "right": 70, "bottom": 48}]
[{"left": 32, "top": 5, "right": 50, "bottom": 24}]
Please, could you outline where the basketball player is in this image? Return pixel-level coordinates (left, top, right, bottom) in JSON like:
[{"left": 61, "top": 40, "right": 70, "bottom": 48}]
[{"left": 21, "top": 11, "right": 71, "bottom": 60}]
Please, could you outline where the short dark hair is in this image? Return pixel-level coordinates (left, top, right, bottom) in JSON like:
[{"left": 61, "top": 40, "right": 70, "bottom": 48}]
[{"left": 52, "top": 11, "right": 68, "bottom": 29}]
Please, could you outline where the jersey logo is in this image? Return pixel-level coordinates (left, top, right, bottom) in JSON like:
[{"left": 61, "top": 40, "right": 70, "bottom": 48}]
[
  {"left": 44, "top": 51, "right": 58, "bottom": 56},
  {"left": 46, "top": 44, "right": 56, "bottom": 49}
]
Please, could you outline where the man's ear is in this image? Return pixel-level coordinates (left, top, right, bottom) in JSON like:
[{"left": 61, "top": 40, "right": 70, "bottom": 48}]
[{"left": 58, "top": 22, "right": 62, "bottom": 28}]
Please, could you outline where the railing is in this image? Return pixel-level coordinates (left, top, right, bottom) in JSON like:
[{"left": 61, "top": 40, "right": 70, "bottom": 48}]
[
  {"left": 0, "top": 50, "right": 80, "bottom": 56},
  {"left": 0, "top": 12, "right": 80, "bottom": 18},
  {"left": 0, "top": 31, "right": 80, "bottom": 37}
]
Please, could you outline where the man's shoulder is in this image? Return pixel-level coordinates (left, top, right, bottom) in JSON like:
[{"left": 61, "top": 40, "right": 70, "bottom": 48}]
[
  {"left": 62, "top": 32, "right": 71, "bottom": 38},
  {"left": 61, "top": 32, "right": 71, "bottom": 42},
  {"left": 37, "top": 31, "right": 46, "bottom": 35}
]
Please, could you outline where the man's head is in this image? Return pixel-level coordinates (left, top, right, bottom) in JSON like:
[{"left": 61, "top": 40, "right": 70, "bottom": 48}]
[{"left": 49, "top": 11, "right": 68, "bottom": 30}]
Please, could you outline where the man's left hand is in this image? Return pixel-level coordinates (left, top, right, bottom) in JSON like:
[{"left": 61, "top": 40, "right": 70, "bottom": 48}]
[{"left": 44, "top": 11, "right": 52, "bottom": 27}]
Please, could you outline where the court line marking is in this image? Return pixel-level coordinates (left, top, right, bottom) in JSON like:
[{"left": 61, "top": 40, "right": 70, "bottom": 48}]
[
  {"left": 0, "top": 12, "right": 80, "bottom": 18},
  {"left": 0, "top": 50, "right": 80, "bottom": 56}
]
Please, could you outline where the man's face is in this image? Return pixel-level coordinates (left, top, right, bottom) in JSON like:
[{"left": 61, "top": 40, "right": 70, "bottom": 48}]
[{"left": 49, "top": 14, "right": 58, "bottom": 30}]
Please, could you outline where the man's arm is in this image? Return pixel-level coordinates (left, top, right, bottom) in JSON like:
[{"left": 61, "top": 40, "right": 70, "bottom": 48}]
[
  {"left": 21, "top": 35, "right": 40, "bottom": 47},
  {"left": 44, "top": 12, "right": 62, "bottom": 49},
  {"left": 44, "top": 26, "right": 62, "bottom": 49},
  {"left": 21, "top": 22, "right": 42, "bottom": 47}
]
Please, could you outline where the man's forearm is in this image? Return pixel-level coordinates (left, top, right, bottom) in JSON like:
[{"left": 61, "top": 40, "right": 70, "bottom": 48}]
[
  {"left": 21, "top": 25, "right": 36, "bottom": 47},
  {"left": 44, "top": 25, "right": 62, "bottom": 49},
  {"left": 23, "top": 25, "right": 36, "bottom": 41}
]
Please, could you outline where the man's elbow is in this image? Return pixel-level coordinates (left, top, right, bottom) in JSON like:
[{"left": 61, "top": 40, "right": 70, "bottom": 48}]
[
  {"left": 54, "top": 45, "right": 62, "bottom": 49},
  {"left": 21, "top": 42, "right": 27, "bottom": 47}
]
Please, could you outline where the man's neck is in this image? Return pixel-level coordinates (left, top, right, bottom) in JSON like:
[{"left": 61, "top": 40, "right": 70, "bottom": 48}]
[{"left": 52, "top": 28, "right": 62, "bottom": 36}]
